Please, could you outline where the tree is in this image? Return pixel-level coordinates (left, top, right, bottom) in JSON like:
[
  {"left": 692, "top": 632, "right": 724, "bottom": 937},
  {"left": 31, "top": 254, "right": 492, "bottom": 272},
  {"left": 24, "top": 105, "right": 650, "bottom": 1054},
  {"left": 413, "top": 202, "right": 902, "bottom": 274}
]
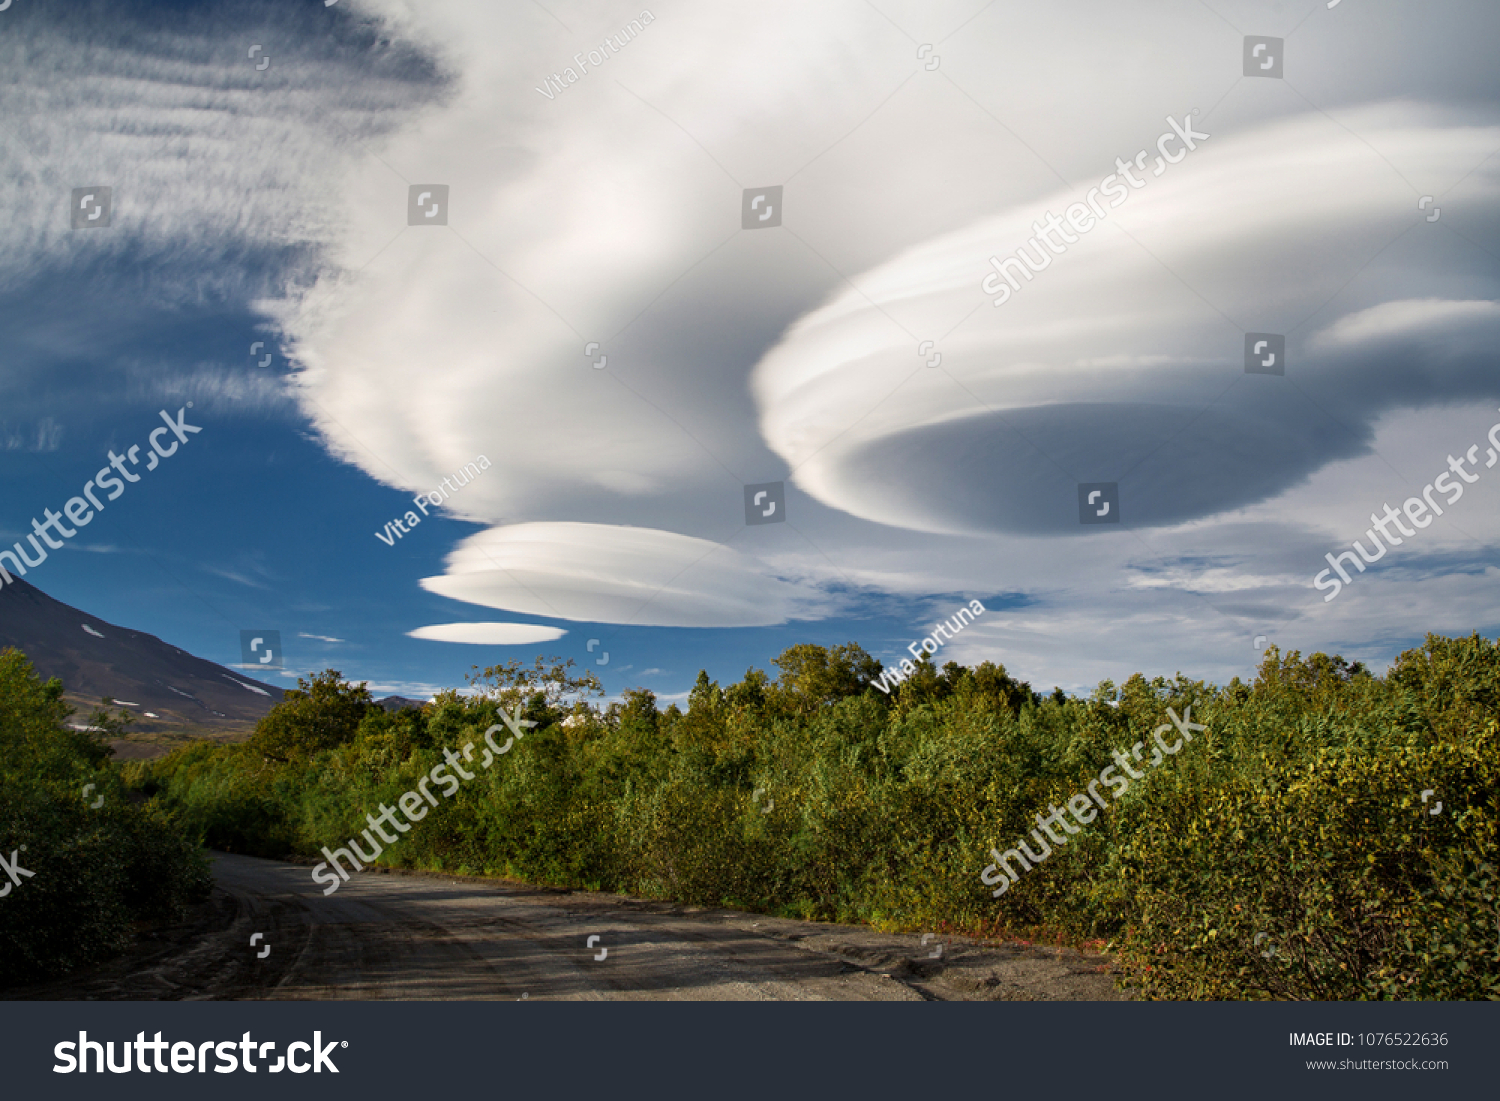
[
  {"left": 969, "top": 661, "right": 1038, "bottom": 715},
  {"left": 887, "top": 652, "right": 945, "bottom": 709},
  {"left": 770, "top": 643, "right": 883, "bottom": 715},
  {"left": 619, "top": 688, "right": 660, "bottom": 733},
  {"left": 687, "top": 671, "right": 723, "bottom": 716},
  {"left": 0, "top": 649, "right": 113, "bottom": 775},
  {"left": 466, "top": 656, "right": 603, "bottom": 714},
  {"left": 724, "top": 668, "right": 770, "bottom": 712},
  {"left": 244, "top": 670, "right": 373, "bottom": 764}
]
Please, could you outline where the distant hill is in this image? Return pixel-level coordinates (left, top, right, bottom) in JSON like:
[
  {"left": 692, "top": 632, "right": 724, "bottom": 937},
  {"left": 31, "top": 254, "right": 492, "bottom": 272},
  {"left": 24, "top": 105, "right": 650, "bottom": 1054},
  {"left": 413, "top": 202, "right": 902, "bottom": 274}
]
[
  {"left": 375, "top": 696, "right": 428, "bottom": 712},
  {"left": 0, "top": 577, "right": 284, "bottom": 756}
]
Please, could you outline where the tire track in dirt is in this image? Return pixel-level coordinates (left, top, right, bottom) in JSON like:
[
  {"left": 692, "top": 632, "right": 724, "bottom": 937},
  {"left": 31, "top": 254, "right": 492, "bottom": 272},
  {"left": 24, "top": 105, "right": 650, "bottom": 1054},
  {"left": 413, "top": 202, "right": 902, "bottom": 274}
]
[{"left": 7, "top": 852, "right": 1130, "bottom": 1001}]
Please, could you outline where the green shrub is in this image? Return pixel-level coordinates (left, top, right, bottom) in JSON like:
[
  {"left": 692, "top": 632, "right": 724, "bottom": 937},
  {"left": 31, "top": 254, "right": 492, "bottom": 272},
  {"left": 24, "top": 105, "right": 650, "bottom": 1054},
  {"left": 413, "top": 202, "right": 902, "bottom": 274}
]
[
  {"left": 0, "top": 649, "right": 211, "bottom": 985},
  {"left": 131, "top": 639, "right": 1498, "bottom": 999}
]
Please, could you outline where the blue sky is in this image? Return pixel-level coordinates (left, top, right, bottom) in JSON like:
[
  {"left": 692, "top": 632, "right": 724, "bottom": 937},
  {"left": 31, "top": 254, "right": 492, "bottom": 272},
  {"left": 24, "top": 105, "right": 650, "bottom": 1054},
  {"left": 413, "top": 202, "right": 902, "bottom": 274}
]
[{"left": 3, "top": 0, "right": 1499, "bottom": 703}]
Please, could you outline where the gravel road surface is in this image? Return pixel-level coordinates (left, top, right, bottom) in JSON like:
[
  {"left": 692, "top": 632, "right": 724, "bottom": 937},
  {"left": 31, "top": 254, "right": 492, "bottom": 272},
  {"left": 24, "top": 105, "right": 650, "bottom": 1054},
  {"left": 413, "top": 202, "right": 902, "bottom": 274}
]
[{"left": 8, "top": 852, "right": 1129, "bottom": 1001}]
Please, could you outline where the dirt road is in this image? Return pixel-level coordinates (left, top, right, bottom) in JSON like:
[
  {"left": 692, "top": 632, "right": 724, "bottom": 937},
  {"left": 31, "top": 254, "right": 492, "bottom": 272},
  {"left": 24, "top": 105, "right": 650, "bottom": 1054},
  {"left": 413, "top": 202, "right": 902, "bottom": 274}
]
[{"left": 9, "top": 853, "right": 1129, "bottom": 1001}]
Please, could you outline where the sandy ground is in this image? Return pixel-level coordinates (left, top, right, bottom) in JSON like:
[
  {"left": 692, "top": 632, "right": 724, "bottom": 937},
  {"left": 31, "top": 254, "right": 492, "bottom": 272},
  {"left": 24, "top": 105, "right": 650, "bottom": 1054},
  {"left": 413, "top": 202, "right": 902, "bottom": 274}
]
[{"left": 8, "top": 852, "right": 1130, "bottom": 1001}]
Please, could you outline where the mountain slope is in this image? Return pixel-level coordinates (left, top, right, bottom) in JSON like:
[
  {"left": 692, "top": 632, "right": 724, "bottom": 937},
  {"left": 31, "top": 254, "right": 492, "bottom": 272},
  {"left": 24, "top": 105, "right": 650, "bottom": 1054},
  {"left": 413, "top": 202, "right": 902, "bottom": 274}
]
[{"left": 0, "top": 577, "right": 282, "bottom": 746}]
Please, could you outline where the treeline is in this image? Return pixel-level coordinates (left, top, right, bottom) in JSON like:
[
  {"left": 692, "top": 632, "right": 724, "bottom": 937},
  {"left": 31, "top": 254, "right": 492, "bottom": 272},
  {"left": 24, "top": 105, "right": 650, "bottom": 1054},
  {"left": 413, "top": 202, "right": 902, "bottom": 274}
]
[
  {"left": 130, "top": 637, "right": 1498, "bottom": 999},
  {"left": 0, "top": 651, "right": 211, "bottom": 985}
]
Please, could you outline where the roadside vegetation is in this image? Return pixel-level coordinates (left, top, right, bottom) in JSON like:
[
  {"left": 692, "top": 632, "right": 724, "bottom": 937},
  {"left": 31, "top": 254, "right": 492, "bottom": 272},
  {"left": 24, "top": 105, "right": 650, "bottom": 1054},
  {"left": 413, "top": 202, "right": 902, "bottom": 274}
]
[
  {"left": 121, "top": 634, "right": 1500, "bottom": 1000},
  {"left": 0, "top": 650, "right": 212, "bottom": 985}
]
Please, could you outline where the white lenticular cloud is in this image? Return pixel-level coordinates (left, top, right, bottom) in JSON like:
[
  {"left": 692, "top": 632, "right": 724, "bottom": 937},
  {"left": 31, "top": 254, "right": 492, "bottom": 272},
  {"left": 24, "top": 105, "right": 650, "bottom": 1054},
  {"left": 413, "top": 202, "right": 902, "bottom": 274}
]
[
  {"left": 751, "top": 104, "right": 1500, "bottom": 535},
  {"left": 407, "top": 623, "right": 567, "bottom": 645},
  {"left": 418, "top": 522, "right": 833, "bottom": 627},
  {"left": 1310, "top": 298, "right": 1500, "bottom": 348},
  {"left": 254, "top": 0, "right": 1499, "bottom": 669}
]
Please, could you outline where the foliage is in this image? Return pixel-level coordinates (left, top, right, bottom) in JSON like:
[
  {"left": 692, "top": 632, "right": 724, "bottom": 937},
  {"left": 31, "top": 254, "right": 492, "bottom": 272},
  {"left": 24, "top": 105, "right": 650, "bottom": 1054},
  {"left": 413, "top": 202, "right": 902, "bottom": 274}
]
[
  {"left": 466, "top": 655, "right": 604, "bottom": 713},
  {"left": 242, "top": 669, "right": 375, "bottom": 764},
  {"left": 132, "top": 639, "right": 1499, "bottom": 1000},
  {"left": 0, "top": 649, "right": 211, "bottom": 985}
]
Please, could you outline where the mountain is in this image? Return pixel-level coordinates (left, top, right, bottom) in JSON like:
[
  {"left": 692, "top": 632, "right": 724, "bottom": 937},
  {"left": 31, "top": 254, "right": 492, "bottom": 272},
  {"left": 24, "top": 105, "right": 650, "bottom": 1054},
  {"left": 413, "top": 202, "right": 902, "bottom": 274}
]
[
  {"left": 0, "top": 577, "right": 283, "bottom": 755},
  {"left": 375, "top": 696, "right": 427, "bottom": 712}
]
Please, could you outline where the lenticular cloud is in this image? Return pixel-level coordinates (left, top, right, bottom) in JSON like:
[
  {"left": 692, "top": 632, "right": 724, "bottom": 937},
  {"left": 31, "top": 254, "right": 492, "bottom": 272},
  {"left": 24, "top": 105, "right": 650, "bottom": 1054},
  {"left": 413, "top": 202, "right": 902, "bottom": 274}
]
[
  {"left": 751, "top": 104, "right": 1500, "bottom": 536},
  {"left": 418, "top": 522, "right": 832, "bottom": 628}
]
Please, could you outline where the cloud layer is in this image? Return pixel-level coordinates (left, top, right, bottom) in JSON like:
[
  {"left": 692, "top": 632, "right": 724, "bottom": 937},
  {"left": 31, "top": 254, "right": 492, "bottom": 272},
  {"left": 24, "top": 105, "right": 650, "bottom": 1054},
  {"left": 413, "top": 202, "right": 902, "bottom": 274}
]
[
  {"left": 407, "top": 622, "right": 567, "bottom": 644},
  {"left": 418, "top": 522, "right": 833, "bottom": 628},
  {"left": 262, "top": 1, "right": 1500, "bottom": 685},
  {"left": 753, "top": 104, "right": 1500, "bottom": 534},
  {"left": 11, "top": 0, "right": 1496, "bottom": 690}
]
